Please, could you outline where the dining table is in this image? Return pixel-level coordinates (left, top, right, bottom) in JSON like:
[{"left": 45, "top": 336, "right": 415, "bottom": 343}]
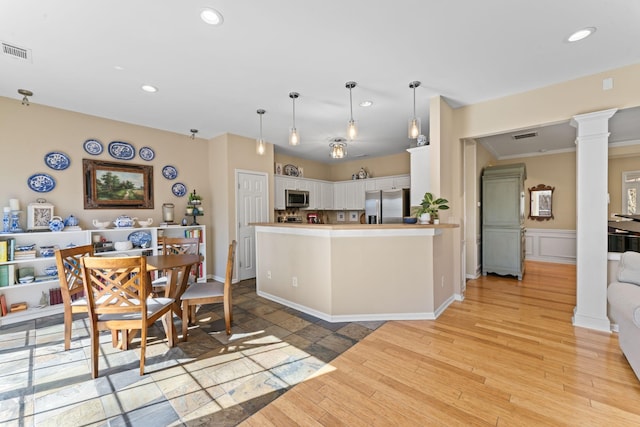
[{"left": 145, "top": 253, "right": 202, "bottom": 346}]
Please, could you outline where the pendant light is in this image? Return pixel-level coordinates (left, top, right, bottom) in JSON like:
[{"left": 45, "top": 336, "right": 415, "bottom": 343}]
[
  {"left": 345, "top": 81, "right": 357, "bottom": 141},
  {"left": 289, "top": 92, "right": 300, "bottom": 146},
  {"left": 256, "top": 109, "right": 266, "bottom": 155},
  {"left": 329, "top": 137, "right": 347, "bottom": 159},
  {"left": 408, "top": 81, "right": 421, "bottom": 139}
]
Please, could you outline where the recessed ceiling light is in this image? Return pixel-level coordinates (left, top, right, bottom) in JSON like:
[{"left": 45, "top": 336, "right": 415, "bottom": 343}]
[
  {"left": 200, "top": 8, "right": 224, "bottom": 26},
  {"left": 359, "top": 100, "right": 373, "bottom": 107},
  {"left": 114, "top": 65, "right": 124, "bottom": 71},
  {"left": 141, "top": 84, "right": 158, "bottom": 93},
  {"left": 567, "top": 27, "right": 596, "bottom": 42}
]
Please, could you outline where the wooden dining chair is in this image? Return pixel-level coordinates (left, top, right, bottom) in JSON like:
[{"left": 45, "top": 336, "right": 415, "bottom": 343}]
[
  {"left": 152, "top": 237, "right": 200, "bottom": 292},
  {"left": 181, "top": 240, "right": 236, "bottom": 339},
  {"left": 80, "top": 255, "right": 175, "bottom": 378},
  {"left": 54, "top": 245, "right": 96, "bottom": 351}
]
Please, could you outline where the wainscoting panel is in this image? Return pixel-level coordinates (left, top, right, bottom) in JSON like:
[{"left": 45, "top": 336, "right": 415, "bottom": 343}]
[{"left": 525, "top": 228, "right": 576, "bottom": 264}]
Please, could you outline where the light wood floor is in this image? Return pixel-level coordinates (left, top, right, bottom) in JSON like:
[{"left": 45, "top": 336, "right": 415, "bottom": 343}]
[{"left": 241, "top": 261, "right": 640, "bottom": 426}]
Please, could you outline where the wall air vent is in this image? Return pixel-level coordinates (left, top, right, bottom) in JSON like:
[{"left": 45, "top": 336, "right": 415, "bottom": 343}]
[
  {"left": 511, "top": 131, "right": 538, "bottom": 141},
  {"left": 1, "top": 42, "right": 32, "bottom": 62}
]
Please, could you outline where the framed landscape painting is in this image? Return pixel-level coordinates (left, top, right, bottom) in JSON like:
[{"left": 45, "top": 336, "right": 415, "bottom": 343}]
[{"left": 83, "top": 159, "right": 153, "bottom": 209}]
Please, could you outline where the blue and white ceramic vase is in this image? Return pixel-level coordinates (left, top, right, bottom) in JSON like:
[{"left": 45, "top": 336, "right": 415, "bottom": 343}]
[{"left": 2, "top": 211, "right": 9, "bottom": 233}]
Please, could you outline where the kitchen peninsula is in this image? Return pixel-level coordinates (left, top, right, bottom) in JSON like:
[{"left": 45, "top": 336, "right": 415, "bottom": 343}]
[{"left": 254, "top": 222, "right": 459, "bottom": 322}]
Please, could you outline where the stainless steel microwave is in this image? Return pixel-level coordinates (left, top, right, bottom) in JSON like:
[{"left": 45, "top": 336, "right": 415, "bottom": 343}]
[{"left": 285, "top": 189, "right": 309, "bottom": 208}]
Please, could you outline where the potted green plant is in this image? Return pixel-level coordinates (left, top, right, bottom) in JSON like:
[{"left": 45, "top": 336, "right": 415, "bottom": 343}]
[
  {"left": 415, "top": 192, "right": 449, "bottom": 224},
  {"left": 189, "top": 190, "right": 202, "bottom": 205}
]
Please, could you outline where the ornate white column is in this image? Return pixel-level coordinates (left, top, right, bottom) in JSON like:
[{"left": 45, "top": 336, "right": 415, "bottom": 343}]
[{"left": 570, "top": 108, "right": 617, "bottom": 332}]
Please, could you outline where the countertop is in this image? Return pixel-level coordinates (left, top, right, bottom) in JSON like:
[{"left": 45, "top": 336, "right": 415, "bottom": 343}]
[{"left": 253, "top": 222, "right": 458, "bottom": 230}]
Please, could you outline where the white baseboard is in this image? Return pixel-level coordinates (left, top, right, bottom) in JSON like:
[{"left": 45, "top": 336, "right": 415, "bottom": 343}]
[{"left": 256, "top": 289, "right": 443, "bottom": 322}]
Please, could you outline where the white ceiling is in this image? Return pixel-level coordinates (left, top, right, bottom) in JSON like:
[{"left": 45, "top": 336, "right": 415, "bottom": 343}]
[
  {"left": 1, "top": 0, "right": 639, "bottom": 162},
  {"left": 476, "top": 106, "right": 640, "bottom": 159}
]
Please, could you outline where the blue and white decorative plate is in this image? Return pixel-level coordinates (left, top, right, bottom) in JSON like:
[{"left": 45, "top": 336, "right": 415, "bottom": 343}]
[
  {"left": 139, "top": 146, "right": 155, "bottom": 161},
  {"left": 83, "top": 139, "right": 103, "bottom": 155},
  {"left": 172, "top": 182, "right": 187, "bottom": 197},
  {"left": 44, "top": 151, "right": 71, "bottom": 170},
  {"left": 162, "top": 165, "right": 178, "bottom": 180},
  {"left": 27, "top": 173, "right": 56, "bottom": 193},
  {"left": 108, "top": 141, "right": 136, "bottom": 160},
  {"left": 128, "top": 231, "right": 152, "bottom": 248}
]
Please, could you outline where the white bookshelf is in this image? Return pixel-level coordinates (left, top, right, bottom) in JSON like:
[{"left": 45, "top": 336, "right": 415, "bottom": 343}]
[{"left": 0, "top": 225, "right": 206, "bottom": 327}]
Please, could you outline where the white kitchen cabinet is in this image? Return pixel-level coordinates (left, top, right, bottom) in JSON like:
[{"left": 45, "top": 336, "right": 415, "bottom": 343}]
[
  {"left": 346, "top": 180, "right": 365, "bottom": 209},
  {"left": 394, "top": 175, "right": 411, "bottom": 189},
  {"left": 374, "top": 177, "right": 395, "bottom": 190},
  {"left": 0, "top": 225, "right": 207, "bottom": 327},
  {"left": 305, "top": 180, "right": 319, "bottom": 209},
  {"left": 321, "top": 182, "right": 334, "bottom": 210},
  {"left": 275, "top": 176, "right": 324, "bottom": 209},
  {"left": 364, "top": 179, "right": 377, "bottom": 191},
  {"left": 274, "top": 176, "right": 297, "bottom": 209},
  {"left": 333, "top": 182, "right": 348, "bottom": 209},
  {"left": 294, "top": 179, "right": 310, "bottom": 191},
  {"left": 275, "top": 174, "right": 409, "bottom": 211},
  {"left": 370, "top": 175, "right": 410, "bottom": 191}
]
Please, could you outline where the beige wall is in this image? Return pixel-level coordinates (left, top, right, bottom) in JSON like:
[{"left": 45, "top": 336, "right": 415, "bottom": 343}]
[
  {"left": 256, "top": 227, "right": 447, "bottom": 317},
  {"left": 209, "top": 133, "right": 275, "bottom": 279},
  {"left": 274, "top": 151, "right": 410, "bottom": 182},
  {"left": 274, "top": 153, "right": 331, "bottom": 181},
  {"left": 456, "top": 63, "right": 640, "bottom": 140},
  {"left": 0, "top": 96, "right": 215, "bottom": 272},
  {"left": 209, "top": 134, "right": 230, "bottom": 278},
  {"left": 429, "top": 96, "right": 460, "bottom": 296},
  {"left": 450, "top": 63, "right": 640, "bottom": 277},
  {"left": 495, "top": 152, "right": 577, "bottom": 230},
  {"left": 331, "top": 235, "right": 434, "bottom": 314},
  {"left": 327, "top": 152, "right": 410, "bottom": 181},
  {"left": 256, "top": 232, "right": 332, "bottom": 313}
]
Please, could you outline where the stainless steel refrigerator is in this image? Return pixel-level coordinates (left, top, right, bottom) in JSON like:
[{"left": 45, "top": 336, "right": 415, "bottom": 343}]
[{"left": 365, "top": 189, "right": 410, "bottom": 224}]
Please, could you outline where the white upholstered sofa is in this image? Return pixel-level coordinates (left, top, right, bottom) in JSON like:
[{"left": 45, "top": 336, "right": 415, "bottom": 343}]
[{"left": 608, "top": 251, "right": 640, "bottom": 381}]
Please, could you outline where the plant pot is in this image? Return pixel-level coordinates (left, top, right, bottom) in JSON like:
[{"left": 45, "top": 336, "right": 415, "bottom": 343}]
[{"left": 419, "top": 213, "right": 430, "bottom": 224}]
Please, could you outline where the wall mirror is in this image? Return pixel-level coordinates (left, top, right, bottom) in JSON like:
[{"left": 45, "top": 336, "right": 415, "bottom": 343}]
[{"left": 528, "top": 184, "right": 554, "bottom": 220}]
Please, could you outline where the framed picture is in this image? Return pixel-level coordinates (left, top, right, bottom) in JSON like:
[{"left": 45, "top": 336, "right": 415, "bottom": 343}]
[
  {"left": 337, "top": 211, "right": 345, "bottom": 222},
  {"left": 83, "top": 159, "right": 153, "bottom": 209},
  {"left": 349, "top": 211, "right": 358, "bottom": 222},
  {"left": 275, "top": 163, "right": 283, "bottom": 175}
]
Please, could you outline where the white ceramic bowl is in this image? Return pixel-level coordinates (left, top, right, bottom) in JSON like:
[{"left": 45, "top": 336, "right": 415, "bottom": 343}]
[
  {"left": 114, "top": 241, "right": 133, "bottom": 251},
  {"left": 138, "top": 220, "right": 153, "bottom": 227},
  {"left": 93, "top": 220, "right": 110, "bottom": 229}
]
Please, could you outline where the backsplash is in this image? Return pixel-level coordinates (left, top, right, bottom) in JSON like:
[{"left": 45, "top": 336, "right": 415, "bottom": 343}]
[{"left": 274, "top": 209, "right": 364, "bottom": 224}]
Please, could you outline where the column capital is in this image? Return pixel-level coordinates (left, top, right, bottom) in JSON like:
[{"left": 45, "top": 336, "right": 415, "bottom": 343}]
[{"left": 570, "top": 108, "right": 618, "bottom": 137}]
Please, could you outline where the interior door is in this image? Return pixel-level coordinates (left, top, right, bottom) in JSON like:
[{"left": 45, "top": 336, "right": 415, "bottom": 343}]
[{"left": 236, "top": 171, "right": 268, "bottom": 281}]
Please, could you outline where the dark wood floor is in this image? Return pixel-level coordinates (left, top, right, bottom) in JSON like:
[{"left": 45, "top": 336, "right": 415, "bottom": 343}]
[{"left": 242, "top": 261, "right": 640, "bottom": 426}]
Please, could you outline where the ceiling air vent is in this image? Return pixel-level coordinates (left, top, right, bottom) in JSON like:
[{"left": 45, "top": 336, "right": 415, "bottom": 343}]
[
  {"left": 511, "top": 131, "right": 538, "bottom": 141},
  {"left": 1, "top": 42, "right": 32, "bottom": 62}
]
